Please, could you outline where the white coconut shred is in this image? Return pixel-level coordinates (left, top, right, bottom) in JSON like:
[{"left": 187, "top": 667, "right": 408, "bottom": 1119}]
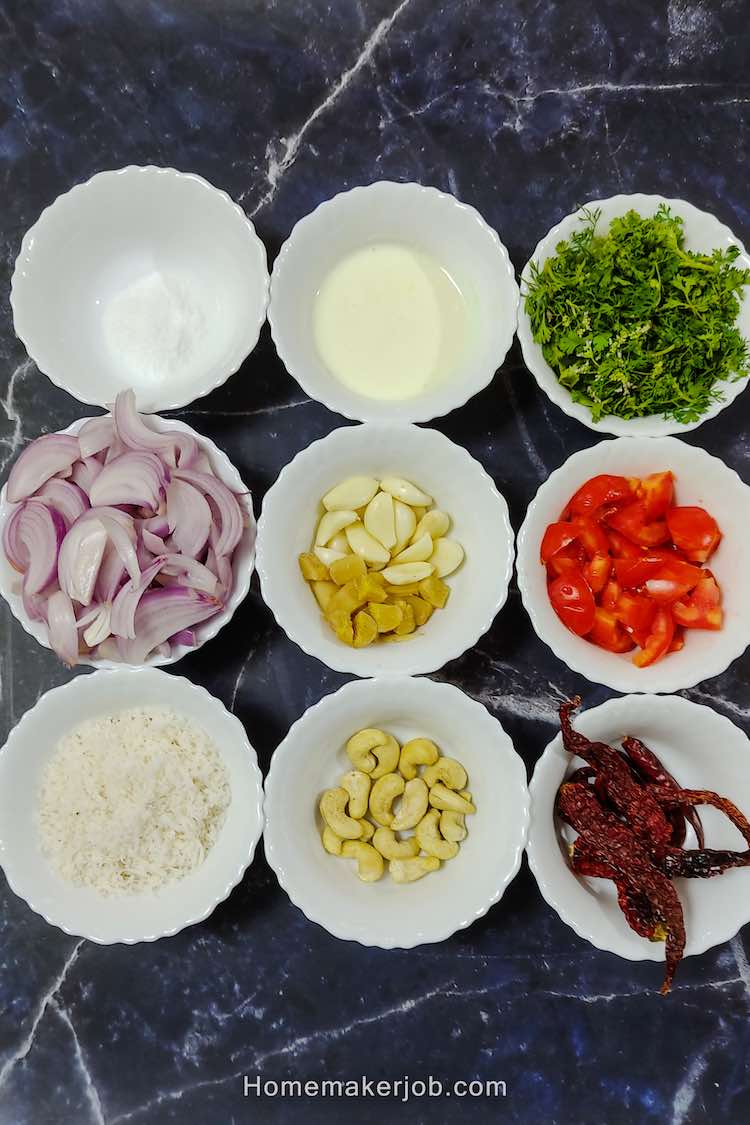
[{"left": 37, "top": 706, "right": 230, "bottom": 895}]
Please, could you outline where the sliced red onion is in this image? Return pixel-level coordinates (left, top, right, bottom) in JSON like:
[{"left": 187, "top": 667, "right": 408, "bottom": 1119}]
[
  {"left": 170, "top": 629, "right": 196, "bottom": 647},
  {"left": 12, "top": 500, "right": 67, "bottom": 595},
  {"left": 105, "top": 435, "right": 127, "bottom": 464},
  {"left": 23, "top": 583, "right": 47, "bottom": 622},
  {"left": 2, "top": 504, "right": 29, "bottom": 572},
  {"left": 93, "top": 637, "right": 120, "bottom": 662},
  {"left": 84, "top": 507, "right": 140, "bottom": 583},
  {"left": 119, "top": 587, "right": 220, "bottom": 664},
  {"left": 76, "top": 602, "right": 103, "bottom": 629},
  {"left": 58, "top": 517, "right": 108, "bottom": 606},
  {"left": 114, "top": 389, "right": 172, "bottom": 453},
  {"left": 90, "top": 451, "right": 167, "bottom": 511},
  {"left": 71, "top": 456, "right": 103, "bottom": 492},
  {"left": 7, "top": 434, "right": 80, "bottom": 503},
  {"left": 82, "top": 604, "right": 112, "bottom": 648},
  {"left": 141, "top": 528, "right": 166, "bottom": 555},
  {"left": 159, "top": 553, "right": 218, "bottom": 595},
  {"left": 174, "top": 469, "right": 243, "bottom": 557},
  {"left": 110, "top": 557, "right": 165, "bottom": 640},
  {"left": 140, "top": 514, "right": 169, "bottom": 537},
  {"left": 206, "top": 547, "right": 233, "bottom": 595},
  {"left": 36, "top": 479, "right": 89, "bottom": 527},
  {"left": 166, "top": 478, "right": 211, "bottom": 557},
  {"left": 78, "top": 416, "right": 114, "bottom": 458},
  {"left": 47, "top": 589, "right": 78, "bottom": 666},
  {"left": 95, "top": 545, "right": 126, "bottom": 603}
]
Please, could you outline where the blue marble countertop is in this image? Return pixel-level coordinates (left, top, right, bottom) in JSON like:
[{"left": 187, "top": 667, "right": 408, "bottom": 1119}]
[{"left": 2, "top": 1, "right": 750, "bottom": 1122}]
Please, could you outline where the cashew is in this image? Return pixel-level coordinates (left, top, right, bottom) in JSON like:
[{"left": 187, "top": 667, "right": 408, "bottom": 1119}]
[
  {"left": 319, "top": 788, "right": 363, "bottom": 839},
  {"left": 357, "top": 818, "right": 374, "bottom": 841},
  {"left": 322, "top": 825, "right": 343, "bottom": 855},
  {"left": 428, "top": 783, "right": 476, "bottom": 814},
  {"left": 389, "top": 856, "right": 441, "bottom": 883},
  {"left": 341, "top": 840, "right": 385, "bottom": 882},
  {"left": 372, "top": 827, "right": 420, "bottom": 860},
  {"left": 440, "top": 810, "right": 467, "bottom": 842},
  {"left": 369, "top": 735, "right": 400, "bottom": 779},
  {"left": 398, "top": 737, "right": 439, "bottom": 781},
  {"left": 415, "top": 809, "right": 459, "bottom": 860},
  {"left": 340, "top": 769, "right": 371, "bottom": 819},
  {"left": 423, "top": 757, "right": 468, "bottom": 791},
  {"left": 369, "top": 773, "right": 405, "bottom": 827},
  {"left": 390, "top": 777, "right": 429, "bottom": 831},
  {"left": 345, "top": 728, "right": 388, "bottom": 773}
]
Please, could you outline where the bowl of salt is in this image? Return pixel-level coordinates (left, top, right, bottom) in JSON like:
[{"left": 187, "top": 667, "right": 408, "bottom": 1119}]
[{"left": 11, "top": 166, "right": 269, "bottom": 412}]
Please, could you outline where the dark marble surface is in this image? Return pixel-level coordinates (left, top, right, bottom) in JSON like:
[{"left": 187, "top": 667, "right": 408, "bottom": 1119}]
[{"left": 1, "top": 1, "right": 750, "bottom": 1122}]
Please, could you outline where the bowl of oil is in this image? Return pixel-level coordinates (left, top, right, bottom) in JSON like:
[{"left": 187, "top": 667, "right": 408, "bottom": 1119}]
[{"left": 268, "top": 181, "right": 519, "bottom": 424}]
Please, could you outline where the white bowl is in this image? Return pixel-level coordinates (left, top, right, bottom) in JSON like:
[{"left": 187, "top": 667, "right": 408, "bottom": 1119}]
[
  {"left": 268, "top": 181, "right": 519, "bottom": 423},
  {"left": 516, "top": 436, "right": 750, "bottom": 693},
  {"left": 527, "top": 694, "right": 750, "bottom": 968},
  {"left": 0, "top": 668, "right": 264, "bottom": 943},
  {"left": 0, "top": 414, "right": 256, "bottom": 668},
  {"left": 11, "top": 166, "right": 269, "bottom": 412},
  {"left": 517, "top": 194, "right": 750, "bottom": 437},
  {"left": 255, "top": 423, "right": 514, "bottom": 676},
  {"left": 264, "top": 677, "right": 529, "bottom": 947}
]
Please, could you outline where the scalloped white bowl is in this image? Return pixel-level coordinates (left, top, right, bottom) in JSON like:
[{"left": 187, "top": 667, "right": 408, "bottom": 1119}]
[
  {"left": 527, "top": 694, "right": 750, "bottom": 965},
  {"left": 255, "top": 423, "right": 514, "bottom": 676},
  {"left": 0, "top": 668, "right": 264, "bottom": 943},
  {"left": 11, "top": 166, "right": 269, "bottom": 412},
  {"left": 268, "top": 181, "right": 519, "bottom": 423},
  {"left": 264, "top": 677, "right": 529, "bottom": 947},
  {"left": 518, "top": 194, "right": 750, "bottom": 437},
  {"left": 516, "top": 436, "right": 750, "bottom": 693},
  {"left": 0, "top": 414, "right": 256, "bottom": 669}
]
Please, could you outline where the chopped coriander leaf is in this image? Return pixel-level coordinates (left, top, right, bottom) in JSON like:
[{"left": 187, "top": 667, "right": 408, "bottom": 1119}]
[{"left": 524, "top": 205, "right": 750, "bottom": 423}]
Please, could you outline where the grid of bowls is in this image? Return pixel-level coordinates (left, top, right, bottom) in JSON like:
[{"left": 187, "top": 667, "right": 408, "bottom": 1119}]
[{"left": 1, "top": 170, "right": 749, "bottom": 968}]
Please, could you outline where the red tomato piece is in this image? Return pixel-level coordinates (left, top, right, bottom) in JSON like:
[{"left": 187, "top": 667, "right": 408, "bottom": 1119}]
[
  {"left": 668, "top": 626, "right": 685, "bottom": 654},
  {"left": 589, "top": 608, "right": 635, "bottom": 653},
  {"left": 583, "top": 553, "right": 611, "bottom": 594},
  {"left": 637, "top": 472, "right": 674, "bottom": 520},
  {"left": 540, "top": 522, "right": 578, "bottom": 565},
  {"left": 607, "top": 501, "right": 670, "bottom": 548},
  {"left": 606, "top": 530, "right": 643, "bottom": 559},
  {"left": 548, "top": 573, "right": 596, "bottom": 637},
  {"left": 615, "top": 591, "right": 657, "bottom": 642},
  {"left": 645, "top": 577, "right": 696, "bottom": 603},
  {"left": 568, "top": 474, "right": 634, "bottom": 519},
  {"left": 666, "top": 507, "right": 722, "bottom": 563},
  {"left": 572, "top": 516, "right": 610, "bottom": 559},
  {"left": 672, "top": 576, "right": 723, "bottom": 630},
  {"left": 633, "top": 607, "right": 675, "bottom": 668},
  {"left": 600, "top": 578, "right": 621, "bottom": 612},
  {"left": 546, "top": 541, "right": 586, "bottom": 578}
]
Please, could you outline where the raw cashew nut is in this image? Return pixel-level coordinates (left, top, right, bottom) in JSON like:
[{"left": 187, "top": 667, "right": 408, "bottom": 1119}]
[
  {"left": 357, "top": 818, "right": 374, "bottom": 841},
  {"left": 341, "top": 840, "right": 385, "bottom": 882},
  {"left": 340, "top": 769, "right": 371, "bottom": 819},
  {"left": 428, "top": 783, "right": 476, "bottom": 815},
  {"left": 369, "top": 735, "right": 400, "bottom": 779},
  {"left": 415, "top": 809, "right": 459, "bottom": 860},
  {"left": 389, "top": 856, "right": 441, "bottom": 883},
  {"left": 440, "top": 810, "right": 467, "bottom": 842},
  {"left": 398, "top": 738, "right": 439, "bottom": 781},
  {"left": 319, "top": 788, "right": 363, "bottom": 839},
  {"left": 322, "top": 825, "right": 343, "bottom": 855},
  {"left": 372, "top": 827, "right": 420, "bottom": 860},
  {"left": 390, "top": 777, "right": 429, "bottom": 831},
  {"left": 369, "top": 773, "right": 405, "bottom": 827},
  {"left": 345, "top": 729, "right": 385, "bottom": 773},
  {"left": 423, "top": 757, "right": 468, "bottom": 791}
]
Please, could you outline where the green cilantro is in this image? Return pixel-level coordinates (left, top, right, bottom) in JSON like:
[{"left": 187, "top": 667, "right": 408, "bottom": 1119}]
[{"left": 524, "top": 205, "right": 750, "bottom": 423}]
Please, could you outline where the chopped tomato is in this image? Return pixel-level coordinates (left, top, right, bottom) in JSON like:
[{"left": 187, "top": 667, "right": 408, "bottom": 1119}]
[
  {"left": 633, "top": 607, "right": 675, "bottom": 668},
  {"left": 568, "top": 474, "right": 634, "bottom": 519},
  {"left": 546, "top": 541, "right": 586, "bottom": 578},
  {"left": 600, "top": 578, "right": 621, "bottom": 612},
  {"left": 613, "top": 552, "right": 702, "bottom": 590},
  {"left": 672, "top": 576, "right": 723, "bottom": 630},
  {"left": 668, "top": 627, "right": 685, "bottom": 653},
  {"left": 540, "top": 522, "right": 578, "bottom": 565},
  {"left": 637, "top": 472, "right": 674, "bottom": 520},
  {"left": 615, "top": 591, "right": 657, "bottom": 643},
  {"left": 548, "top": 573, "right": 596, "bottom": 637},
  {"left": 606, "top": 530, "right": 643, "bottom": 559},
  {"left": 645, "top": 577, "right": 696, "bottom": 603},
  {"left": 589, "top": 607, "right": 635, "bottom": 653},
  {"left": 666, "top": 507, "right": 722, "bottom": 563},
  {"left": 583, "top": 553, "right": 611, "bottom": 594},
  {"left": 607, "top": 501, "right": 670, "bottom": 548},
  {"left": 572, "top": 516, "right": 610, "bottom": 559}
]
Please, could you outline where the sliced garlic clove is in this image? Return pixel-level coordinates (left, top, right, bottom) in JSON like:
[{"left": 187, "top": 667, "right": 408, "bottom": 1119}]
[
  {"left": 363, "top": 491, "right": 396, "bottom": 549},
  {"left": 380, "top": 477, "right": 433, "bottom": 507},
  {"left": 413, "top": 509, "right": 450, "bottom": 541},
  {"left": 430, "top": 538, "right": 465, "bottom": 577},
  {"left": 345, "top": 523, "right": 392, "bottom": 564},
  {"left": 314, "top": 545, "right": 348, "bottom": 567},
  {"left": 392, "top": 532, "right": 434, "bottom": 564},
  {"left": 323, "top": 476, "right": 379, "bottom": 512},
  {"left": 315, "top": 509, "right": 358, "bottom": 546},
  {"left": 393, "top": 499, "right": 417, "bottom": 553},
  {"left": 380, "top": 561, "right": 434, "bottom": 584}
]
